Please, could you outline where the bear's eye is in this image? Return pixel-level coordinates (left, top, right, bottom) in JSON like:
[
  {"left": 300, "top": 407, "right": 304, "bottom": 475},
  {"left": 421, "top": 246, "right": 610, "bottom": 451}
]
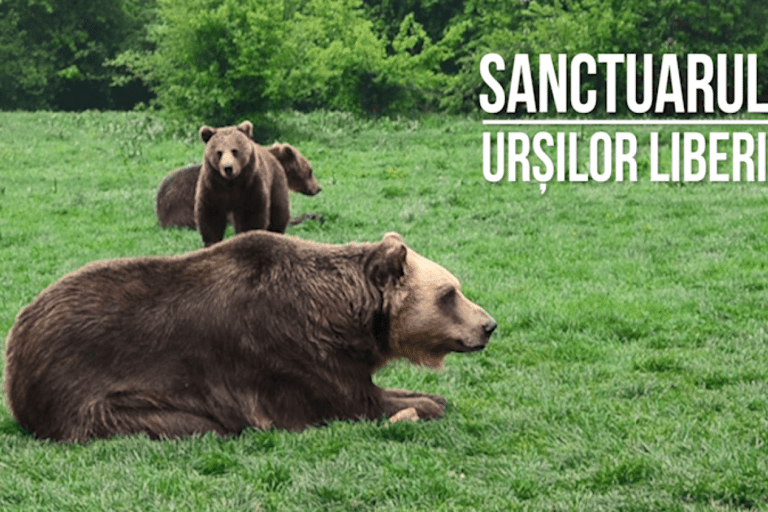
[
  {"left": 231, "top": 149, "right": 238, "bottom": 157},
  {"left": 216, "top": 151, "right": 223, "bottom": 160},
  {"left": 439, "top": 287, "right": 456, "bottom": 307}
]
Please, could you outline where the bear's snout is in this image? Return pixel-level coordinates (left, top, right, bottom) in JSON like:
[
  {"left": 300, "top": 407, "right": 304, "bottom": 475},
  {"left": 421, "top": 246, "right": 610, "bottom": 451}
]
[
  {"left": 462, "top": 315, "right": 497, "bottom": 352},
  {"left": 484, "top": 317, "right": 498, "bottom": 337},
  {"left": 219, "top": 160, "right": 241, "bottom": 180}
]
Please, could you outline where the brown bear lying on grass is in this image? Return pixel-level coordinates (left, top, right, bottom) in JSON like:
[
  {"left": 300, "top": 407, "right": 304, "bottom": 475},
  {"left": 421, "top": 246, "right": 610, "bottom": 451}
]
[
  {"left": 4, "top": 232, "right": 496, "bottom": 442},
  {"left": 156, "top": 142, "right": 322, "bottom": 229}
]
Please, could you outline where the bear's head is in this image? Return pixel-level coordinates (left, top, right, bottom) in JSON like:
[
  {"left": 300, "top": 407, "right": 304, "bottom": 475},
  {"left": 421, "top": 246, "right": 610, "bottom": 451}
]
[
  {"left": 200, "top": 121, "right": 255, "bottom": 181},
  {"left": 366, "top": 232, "right": 497, "bottom": 370},
  {"left": 269, "top": 143, "right": 321, "bottom": 196}
]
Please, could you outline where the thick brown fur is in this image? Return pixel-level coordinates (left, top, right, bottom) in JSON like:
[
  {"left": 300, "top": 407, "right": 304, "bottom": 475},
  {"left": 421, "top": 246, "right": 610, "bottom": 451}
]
[
  {"left": 156, "top": 142, "right": 321, "bottom": 229},
  {"left": 4, "top": 232, "right": 497, "bottom": 442},
  {"left": 194, "top": 121, "right": 295, "bottom": 246}
]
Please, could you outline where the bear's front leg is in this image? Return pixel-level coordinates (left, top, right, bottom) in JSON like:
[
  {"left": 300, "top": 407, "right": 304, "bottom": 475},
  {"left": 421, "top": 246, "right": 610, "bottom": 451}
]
[
  {"left": 380, "top": 387, "right": 446, "bottom": 420},
  {"left": 233, "top": 185, "right": 270, "bottom": 234},
  {"left": 196, "top": 204, "right": 228, "bottom": 247},
  {"left": 232, "top": 207, "right": 269, "bottom": 235}
]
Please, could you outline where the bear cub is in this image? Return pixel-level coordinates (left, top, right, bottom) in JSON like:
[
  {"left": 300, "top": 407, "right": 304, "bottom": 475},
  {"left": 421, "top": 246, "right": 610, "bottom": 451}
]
[{"left": 156, "top": 141, "right": 321, "bottom": 230}]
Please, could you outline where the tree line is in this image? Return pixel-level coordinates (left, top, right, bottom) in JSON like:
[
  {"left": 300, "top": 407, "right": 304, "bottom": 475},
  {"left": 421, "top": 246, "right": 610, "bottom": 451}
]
[{"left": 2, "top": 0, "right": 767, "bottom": 124}]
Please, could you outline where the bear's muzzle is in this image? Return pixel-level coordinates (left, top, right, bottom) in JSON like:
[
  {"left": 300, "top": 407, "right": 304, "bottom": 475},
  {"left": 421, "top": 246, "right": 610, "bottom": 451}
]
[
  {"left": 462, "top": 316, "right": 497, "bottom": 351},
  {"left": 484, "top": 317, "right": 498, "bottom": 337}
]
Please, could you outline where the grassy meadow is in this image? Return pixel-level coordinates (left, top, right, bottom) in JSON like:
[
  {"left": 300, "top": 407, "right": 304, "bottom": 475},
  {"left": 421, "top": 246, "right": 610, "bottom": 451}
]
[{"left": 1, "top": 110, "right": 768, "bottom": 511}]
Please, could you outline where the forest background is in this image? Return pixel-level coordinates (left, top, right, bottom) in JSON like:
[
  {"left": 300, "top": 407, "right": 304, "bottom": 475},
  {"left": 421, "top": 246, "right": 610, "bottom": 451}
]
[{"left": 3, "top": 0, "right": 768, "bottom": 123}]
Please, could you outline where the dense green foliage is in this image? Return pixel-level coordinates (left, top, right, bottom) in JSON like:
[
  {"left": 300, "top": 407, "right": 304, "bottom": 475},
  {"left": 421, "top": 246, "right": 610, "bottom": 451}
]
[
  {"left": 437, "top": 0, "right": 768, "bottom": 114},
  {"left": 0, "top": 0, "right": 154, "bottom": 111},
  {"left": 117, "top": 0, "right": 451, "bottom": 125},
  {"left": 127, "top": 0, "right": 768, "bottom": 123},
  {"left": 3, "top": 0, "right": 768, "bottom": 119},
  {"left": 2, "top": 110, "right": 768, "bottom": 510}
]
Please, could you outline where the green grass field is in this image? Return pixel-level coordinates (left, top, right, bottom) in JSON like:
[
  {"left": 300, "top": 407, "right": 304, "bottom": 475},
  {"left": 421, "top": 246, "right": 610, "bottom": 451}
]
[{"left": 1, "top": 110, "right": 767, "bottom": 511}]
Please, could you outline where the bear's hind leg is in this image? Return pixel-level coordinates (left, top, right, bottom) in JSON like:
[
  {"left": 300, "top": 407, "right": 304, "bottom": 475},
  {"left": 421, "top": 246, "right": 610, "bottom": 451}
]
[
  {"left": 105, "top": 408, "right": 232, "bottom": 440},
  {"left": 267, "top": 193, "right": 290, "bottom": 233},
  {"left": 65, "top": 394, "right": 235, "bottom": 442}
]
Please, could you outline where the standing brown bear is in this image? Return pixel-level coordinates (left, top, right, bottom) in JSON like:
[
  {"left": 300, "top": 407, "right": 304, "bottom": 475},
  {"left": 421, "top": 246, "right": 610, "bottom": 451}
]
[
  {"left": 195, "top": 121, "right": 294, "bottom": 246},
  {"left": 4, "top": 232, "right": 497, "bottom": 442},
  {"left": 156, "top": 142, "right": 321, "bottom": 229}
]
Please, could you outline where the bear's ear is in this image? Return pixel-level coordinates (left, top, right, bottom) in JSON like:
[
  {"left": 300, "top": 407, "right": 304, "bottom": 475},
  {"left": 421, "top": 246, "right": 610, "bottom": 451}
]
[
  {"left": 275, "top": 143, "right": 295, "bottom": 163},
  {"left": 382, "top": 232, "right": 404, "bottom": 243},
  {"left": 237, "top": 120, "right": 254, "bottom": 139},
  {"left": 200, "top": 126, "right": 216, "bottom": 143},
  {"left": 366, "top": 232, "right": 407, "bottom": 290}
]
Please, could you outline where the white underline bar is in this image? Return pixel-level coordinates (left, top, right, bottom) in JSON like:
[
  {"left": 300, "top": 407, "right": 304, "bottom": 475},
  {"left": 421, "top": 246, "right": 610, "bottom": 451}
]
[{"left": 482, "top": 119, "right": 768, "bottom": 126}]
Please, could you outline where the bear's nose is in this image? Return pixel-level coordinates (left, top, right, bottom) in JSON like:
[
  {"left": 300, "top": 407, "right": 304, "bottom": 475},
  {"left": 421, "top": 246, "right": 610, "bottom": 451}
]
[
  {"left": 484, "top": 318, "right": 498, "bottom": 337},
  {"left": 224, "top": 164, "right": 233, "bottom": 176}
]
